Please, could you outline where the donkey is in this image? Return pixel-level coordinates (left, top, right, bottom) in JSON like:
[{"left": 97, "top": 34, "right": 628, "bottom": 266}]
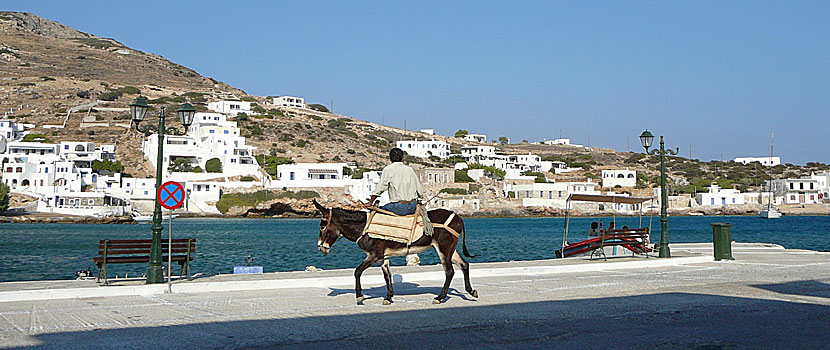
[{"left": 313, "top": 199, "right": 478, "bottom": 305}]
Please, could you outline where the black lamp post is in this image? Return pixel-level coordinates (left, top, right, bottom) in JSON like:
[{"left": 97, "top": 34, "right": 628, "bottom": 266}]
[
  {"left": 130, "top": 96, "right": 196, "bottom": 284},
  {"left": 639, "top": 130, "right": 678, "bottom": 258}
]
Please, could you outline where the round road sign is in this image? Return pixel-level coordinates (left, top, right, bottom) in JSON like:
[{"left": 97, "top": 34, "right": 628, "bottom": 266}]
[{"left": 157, "top": 181, "right": 185, "bottom": 210}]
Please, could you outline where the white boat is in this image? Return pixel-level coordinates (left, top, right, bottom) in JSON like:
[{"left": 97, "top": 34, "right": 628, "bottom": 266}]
[
  {"left": 132, "top": 211, "right": 178, "bottom": 223},
  {"left": 759, "top": 132, "right": 781, "bottom": 219}
]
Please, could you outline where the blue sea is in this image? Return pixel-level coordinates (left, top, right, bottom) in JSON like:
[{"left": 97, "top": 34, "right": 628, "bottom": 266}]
[{"left": 1, "top": 216, "right": 829, "bottom": 282}]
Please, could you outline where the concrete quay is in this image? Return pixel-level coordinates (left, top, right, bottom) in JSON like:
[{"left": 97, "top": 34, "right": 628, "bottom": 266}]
[{"left": 0, "top": 243, "right": 828, "bottom": 349}]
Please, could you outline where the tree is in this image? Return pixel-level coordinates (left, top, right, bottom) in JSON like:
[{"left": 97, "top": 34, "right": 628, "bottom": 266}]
[
  {"left": 498, "top": 136, "right": 509, "bottom": 145},
  {"left": 205, "top": 158, "right": 223, "bottom": 173},
  {"left": 0, "top": 182, "right": 9, "bottom": 212},
  {"left": 454, "top": 129, "right": 469, "bottom": 138}
]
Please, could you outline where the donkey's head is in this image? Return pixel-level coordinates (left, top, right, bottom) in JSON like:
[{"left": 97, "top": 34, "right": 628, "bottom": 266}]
[{"left": 313, "top": 199, "right": 338, "bottom": 255}]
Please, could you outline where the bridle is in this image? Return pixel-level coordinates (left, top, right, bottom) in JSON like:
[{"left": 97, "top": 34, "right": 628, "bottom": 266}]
[{"left": 319, "top": 208, "right": 341, "bottom": 247}]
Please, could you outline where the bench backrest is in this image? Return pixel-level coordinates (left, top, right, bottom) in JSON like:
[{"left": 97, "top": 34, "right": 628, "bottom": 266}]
[
  {"left": 98, "top": 239, "right": 196, "bottom": 256},
  {"left": 604, "top": 227, "right": 649, "bottom": 237}
]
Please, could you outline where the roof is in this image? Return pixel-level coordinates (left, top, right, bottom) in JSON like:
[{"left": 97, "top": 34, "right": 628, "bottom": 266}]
[
  {"left": 567, "top": 193, "right": 653, "bottom": 204},
  {"left": 308, "top": 169, "right": 339, "bottom": 174}
]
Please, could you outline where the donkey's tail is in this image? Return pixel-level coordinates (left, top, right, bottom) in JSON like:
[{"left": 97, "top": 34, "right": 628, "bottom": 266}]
[{"left": 459, "top": 219, "right": 476, "bottom": 258}]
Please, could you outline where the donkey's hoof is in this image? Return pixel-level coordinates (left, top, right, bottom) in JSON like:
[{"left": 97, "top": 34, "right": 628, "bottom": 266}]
[
  {"left": 356, "top": 295, "right": 364, "bottom": 304},
  {"left": 433, "top": 298, "right": 442, "bottom": 304},
  {"left": 471, "top": 290, "right": 479, "bottom": 298},
  {"left": 382, "top": 299, "right": 392, "bottom": 305}
]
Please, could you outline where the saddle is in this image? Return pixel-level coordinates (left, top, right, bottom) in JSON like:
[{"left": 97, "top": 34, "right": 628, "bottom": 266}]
[{"left": 363, "top": 204, "right": 433, "bottom": 245}]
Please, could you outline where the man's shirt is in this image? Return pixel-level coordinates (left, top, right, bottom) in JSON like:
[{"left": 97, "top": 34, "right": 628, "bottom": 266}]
[{"left": 372, "top": 162, "right": 424, "bottom": 202}]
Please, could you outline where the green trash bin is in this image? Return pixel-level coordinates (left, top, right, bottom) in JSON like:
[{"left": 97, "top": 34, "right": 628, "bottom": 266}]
[{"left": 711, "top": 223, "right": 734, "bottom": 261}]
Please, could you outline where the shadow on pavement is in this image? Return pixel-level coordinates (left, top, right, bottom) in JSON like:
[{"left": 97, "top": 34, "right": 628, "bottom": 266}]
[
  {"left": 10, "top": 287, "right": 830, "bottom": 349},
  {"left": 751, "top": 279, "right": 830, "bottom": 299}
]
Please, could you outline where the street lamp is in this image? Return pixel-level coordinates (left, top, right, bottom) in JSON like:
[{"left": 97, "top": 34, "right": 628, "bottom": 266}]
[
  {"left": 130, "top": 96, "right": 196, "bottom": 284},
  {"left": 639, "top": 130, "right": 678, "bottom": 258}
]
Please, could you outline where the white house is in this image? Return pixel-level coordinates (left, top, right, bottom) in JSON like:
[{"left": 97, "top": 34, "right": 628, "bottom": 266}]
[
  {"left": 419, "top": 128, "right": 435, "bottom": 135},
  {"left": 461, "top": 145, "right": 496, "bottom": 161},
  {"left": 142, "top": 112, "right": 260, "bottom": 178},
  {"left": 396, "top": 140, "right": 450, "bottom": 159},
  {"left": 207, "top": 100, "right": 252, "bottom": 116},
  {"left": 809, "top": 172, "right": 830, "bottom": 201},
  {"left": 463, "top": 133, "right": 487, "bottom": 143},
  {"left": 0, "top": 119, "right": 25, "bottom": 151},
  {"left": 269, "top": 96, "right": 306, "bottom": 109},
  {"left": 543, "top": 138, "right": 570, "bottom": 145},
  {"left": 695, "top": 185, "right": 746, "bottom": 206},
  {"left": 601, "top": 169, "right": 637, "bottom": 188},
  {"left": 733, "top": 156, "right": 781, "bottom": 166},
  {"left": 277, "top": 163, "right": 346, "bottom": 181},
  {"left": 773, "top": 178, "right": 822, "bottom": 204},
  {"left": 509, "top": 181, "right": 599, "bottom": 208}
]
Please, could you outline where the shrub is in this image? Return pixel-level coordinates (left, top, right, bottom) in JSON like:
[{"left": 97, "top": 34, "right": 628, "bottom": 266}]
[
  {"left": 310, "top": 115, "right": 322, "bottom": 120},
  {"left": 252, "top": 105, "right": 267, "bottom": 114},
  {"left": 76, "top": 90, "right": 90, "bottom": 98},
  {"left": 168, "top": 158, "right": 200, "bottom": 172},
  {"left": 455, "top": 170, "right": 474, "bottom": 182},
  {"left": 92, "top": 160, "right": 124, "bottom": 174},
  {"left": 40, "top": 76, "right": 55, "bottom": 81},
  {"left": 205, "top": 158, "right": 222, "bottom": 173},
  {"left": 0, "top": 182, "right": 9, "bottom": 212},
  {"left": 216, "top": 190, "right": 277, "bottom": 214},
  {"left": 440, "top": 188, "right": 467, "bottom": 195},
  {"left": 241, "top": 96, "right": 257, "bottom": 102},
  {"left": 240, "top": 176, "right": 255, "bottom": 182},
  {"left": 22, "top": 133, "right": 51, "bottom": 142},
  {"left": 327, "top": 119, "right": 347, "bottom": 128},
  {"left": 276, "top": 190, "right": 320, "bottom": 200},
  {"left": 454, "top": 129, "right": 468, "bottom": 138},
  {"left": 99, "top": 91, "right": 122, "bottom": 101},
  {"left": 255, "top": 154, "right": 294, "bottom": 176},
  {"left": 293, "top": 139, "right": 310, "bottom": 147},
  {"left": 308, "top": 104, "right": 329, "bottom": 112}
]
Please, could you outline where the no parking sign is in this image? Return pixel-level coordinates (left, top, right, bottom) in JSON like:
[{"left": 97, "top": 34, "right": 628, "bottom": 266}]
[{"left": 157, "top": 181, "right": 185, "bottom": 210}]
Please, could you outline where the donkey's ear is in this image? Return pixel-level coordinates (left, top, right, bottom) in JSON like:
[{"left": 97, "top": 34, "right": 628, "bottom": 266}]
[{"left": 312, "top": 198, "right": 326, "bottom": 213}]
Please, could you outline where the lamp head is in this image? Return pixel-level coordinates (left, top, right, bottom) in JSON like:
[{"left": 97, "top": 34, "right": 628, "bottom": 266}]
[
  {"left": 129, "top": 96, "right": 149, "bottom": 123},
  {"left": 177, "top": 103, "right": 197, "bottom": 128},
  {"left": 639, "top": 130, "right": 655, "bottom": 151}
]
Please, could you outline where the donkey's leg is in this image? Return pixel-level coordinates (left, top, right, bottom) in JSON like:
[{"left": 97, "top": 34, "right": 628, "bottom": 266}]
[
  {"left": 381, "top": 257, "right": 394, "bottom": 305},
  {"left": 452, "top": 250, "right": 478, "bottom": 298},
  {"left": 355, "top": 254, "right": 379, "bottom": 304},
  {"left": 433, "top": 243, "right": 455, "bottom": 304}
]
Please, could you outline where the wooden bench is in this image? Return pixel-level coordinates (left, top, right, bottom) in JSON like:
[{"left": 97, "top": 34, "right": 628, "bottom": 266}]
[
  {"left": 589, "top": 228, "right": 650, "bottom": 260},
  {"left": 93, "top": 239, "right": 196, "bottom": 284}
]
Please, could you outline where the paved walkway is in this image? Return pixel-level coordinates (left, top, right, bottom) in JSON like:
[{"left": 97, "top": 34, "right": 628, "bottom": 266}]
[{"left": 1, "top": 243, "right": 828, "bottom": 349}]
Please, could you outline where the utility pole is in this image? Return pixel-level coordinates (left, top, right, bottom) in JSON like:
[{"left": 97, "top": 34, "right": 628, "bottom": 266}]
[
  {"left": 689, "top": 144, "right": 692, "bottom": 160},
  {"left": 627, "top": 135, "right": 630, "bottom": 152},
  {"left": 330, "top": 98, "right": 333, "bottom": 113}
]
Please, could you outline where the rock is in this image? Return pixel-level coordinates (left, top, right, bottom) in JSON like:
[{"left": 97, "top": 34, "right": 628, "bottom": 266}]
[{"left": 305, "top": 266, "right": 322, "bottom": 272}]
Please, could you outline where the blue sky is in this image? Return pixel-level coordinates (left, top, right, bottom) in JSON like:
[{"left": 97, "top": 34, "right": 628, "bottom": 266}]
[{"left": 5, "top": 1, "right": 829, "bottom": 164}]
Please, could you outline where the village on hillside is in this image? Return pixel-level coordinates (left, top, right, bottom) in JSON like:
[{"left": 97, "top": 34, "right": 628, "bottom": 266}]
[{"left": 3, "top": 94, "right": 830, "bottom": 221}]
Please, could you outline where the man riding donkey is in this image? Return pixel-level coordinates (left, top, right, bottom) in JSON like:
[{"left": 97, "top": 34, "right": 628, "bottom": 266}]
[
  {"left": 365, "top": 147, "right": 433, "bottom": 239},
  {"left": 314, "top": 147, "right": 477, "bottom": 305}
]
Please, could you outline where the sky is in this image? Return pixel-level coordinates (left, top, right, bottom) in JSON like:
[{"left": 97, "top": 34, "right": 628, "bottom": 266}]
[{"left": 4, "top": 1, "right": 829, "bottom": 164}]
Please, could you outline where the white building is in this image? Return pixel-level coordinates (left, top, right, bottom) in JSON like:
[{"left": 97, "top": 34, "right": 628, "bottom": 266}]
[
  {"left": 269, "top": 96, "right": 306, "bottom": 109},
  {"left": 207, "top": 100, "right": 252, "bottom": 116},
  {"left": 0, "top": 119, "right": 25, "bottom": 151},
  {"left": 809, "top": 172, "right": 830, "bottom": 201},
  {"left": 733, "top": 156, "right": 781, "bottom": 166},
  {"left": 396, "top": 140, "right": 450, "bottom": 159},
  {"left": 695, "top": 185, "right": 746, "bottom": 206},
  {"left": 463, "top": 133, "right": 487, "bottom": 143},
  {"left": 277, "top": 163, "right": 346, "bottom": 181},
  {"left": 542, "top": 138, "right": 570, "bottom": 145},
  {"left": 461, "top": 145, "right": 496, "bottom": 161},
  {"left": 773, "top": 178, "right": 822, "bottom": 204},
  {"left": 419, "top": 128, "right": 435, "bottom": 135},
  {"left": 601, "top": 169, "right": 637, "bottom": 188},
  {"left": 142, "top": 112, "right": 260, "bottom": 178},
  {"left": 509, "top": 181, "right": 599, "bottom": 208}
]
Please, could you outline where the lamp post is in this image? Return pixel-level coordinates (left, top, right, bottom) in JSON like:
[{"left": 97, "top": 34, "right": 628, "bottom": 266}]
[
  {"left": 130, "top": 96, "right": 196, "bottom": 284},
  {"left": 639, "top": 130, "right": 678, "bottom": 258}
]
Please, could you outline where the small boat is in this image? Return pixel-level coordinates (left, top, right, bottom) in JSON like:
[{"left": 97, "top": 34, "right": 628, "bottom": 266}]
[
  {"left": 759, "top": 208, "right": 782, "bottom": 219},
  {"left": 132, "top": 211, "right": 178, "bottom": 223}
]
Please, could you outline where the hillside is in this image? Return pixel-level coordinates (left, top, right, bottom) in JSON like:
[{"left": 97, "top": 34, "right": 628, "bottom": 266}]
[{"left": 2, "top": 11, "right": 828, "bottom": 199}]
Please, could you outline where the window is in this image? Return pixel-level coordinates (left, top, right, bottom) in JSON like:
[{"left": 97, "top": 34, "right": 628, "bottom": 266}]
[
  {"left": 88, "top": 199, "right": 94, "bottom": 205},
  {"left": 732, "top": 198, "right": 735, "bottom": 203},
  {"left": 290, "top": 172, "right": 295, "bottom": 180},
  {"left": 224, "top": 130, "right": 229, "bottom": 134},
  {"left": 64, "top": 145, "right": 69, "bottom": 149},
  {"left": 144, "top": 191, "right": 149, "bottom": 195},
  {"left": 210, "top": 130, "right": 215, "bottom": 134},
  {"left": 790, "top": 183, "right": 794, "bottom": 190},
  {"left": 800, "top": 183, "right": 804, "bottom": 190},
  {"left": 711, "top": 198, "right": 715, "bottom": 205},
  {"left": 810, "top": 183, "right": 814, "bottom": 190}
]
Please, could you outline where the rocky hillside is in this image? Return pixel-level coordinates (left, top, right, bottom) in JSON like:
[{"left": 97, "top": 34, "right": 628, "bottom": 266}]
[{"left": 2, "top": 11, "right": 828, "bottom": 197}]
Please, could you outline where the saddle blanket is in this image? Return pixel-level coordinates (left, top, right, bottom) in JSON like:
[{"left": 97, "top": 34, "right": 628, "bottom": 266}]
[{"left": 363, "top": 209, "right": 425, "bottom": 245}]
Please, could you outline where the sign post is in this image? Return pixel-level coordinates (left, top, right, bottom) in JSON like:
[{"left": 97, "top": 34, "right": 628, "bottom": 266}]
[{"left": 157, "top": 181, "right": 185, "bottom": 293}]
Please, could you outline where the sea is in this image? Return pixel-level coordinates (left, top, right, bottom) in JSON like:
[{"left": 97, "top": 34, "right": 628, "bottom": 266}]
[{"left": 1, "top": 216, "right": 829, "bottom": 282}]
